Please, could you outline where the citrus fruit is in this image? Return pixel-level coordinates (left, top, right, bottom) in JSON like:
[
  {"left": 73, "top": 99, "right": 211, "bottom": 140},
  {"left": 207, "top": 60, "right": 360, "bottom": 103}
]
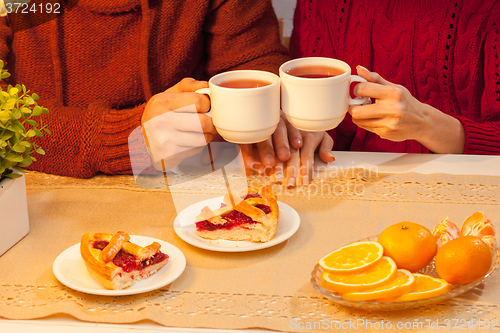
[
  {"left": 377, "top": 221, "right": 437, "bottom": 272},
  {"left": 318, "top": 241, "right": 384, "bottom": 273},
  {"left": 322, "top": 256, "right": 397, "bottom": 294},
  {"left": 342, "top": 269, "right": 415, "bottom": 301},
  {"left": 432, "top": 217, "right": 460, "bottom": 248},
  {"left": 460, "top": 212, "right": 495, "bottom": 238},
  {"left": 435, "top": 236, "right": 492, "bottom": 285},
  {"left": 378, "top": 273, "right": 451, "bottom": 302}
]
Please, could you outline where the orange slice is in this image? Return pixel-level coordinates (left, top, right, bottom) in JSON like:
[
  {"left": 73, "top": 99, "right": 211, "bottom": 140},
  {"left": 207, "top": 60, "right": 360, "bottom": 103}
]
[
  {"left": 378, "top": 273, "right": 451, "bottom": 302},
  {"left": 342, "top": 269, "right": 415, "bottom": 301},
  {"left": 322, "top": 256, "right": 397, "bottom": 294},
  {"left": 318, "top": 241, "right": 384, "bottom": 273}
]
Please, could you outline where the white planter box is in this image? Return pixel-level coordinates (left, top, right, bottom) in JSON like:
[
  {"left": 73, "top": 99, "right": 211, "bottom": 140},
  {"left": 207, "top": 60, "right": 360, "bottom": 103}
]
[{"left": 0, "top": 174, "right": 30, "bottom": 256}]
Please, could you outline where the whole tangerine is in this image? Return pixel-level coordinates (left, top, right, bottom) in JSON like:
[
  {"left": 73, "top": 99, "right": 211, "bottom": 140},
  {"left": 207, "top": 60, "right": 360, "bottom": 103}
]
[
  {"left": 435, "top": 236, "right": 492, "bottom": 285},
  {"left": 377, "top": 221, "right": 437, "bottom": 272}
]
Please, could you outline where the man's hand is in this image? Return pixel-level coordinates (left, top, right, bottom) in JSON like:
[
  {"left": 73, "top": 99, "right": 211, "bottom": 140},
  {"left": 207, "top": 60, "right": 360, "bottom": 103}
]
[{"left": 141, "top": 78, "right": 217, "bottom": 170}]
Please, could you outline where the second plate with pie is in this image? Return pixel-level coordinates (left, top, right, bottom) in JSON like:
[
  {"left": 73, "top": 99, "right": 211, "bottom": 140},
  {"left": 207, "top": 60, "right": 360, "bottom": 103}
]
[{"left": 173, "top": 197, "right": 300, "bottom": 252}]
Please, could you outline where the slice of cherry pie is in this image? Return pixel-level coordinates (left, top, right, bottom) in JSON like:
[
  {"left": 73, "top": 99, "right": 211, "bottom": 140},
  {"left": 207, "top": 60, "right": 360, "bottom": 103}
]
[
  {"left": 80, "top": 232, "right": 169, "bottom": 290},
  {"left": 195, "top": 185, "right": 279, "bottom": 242}
]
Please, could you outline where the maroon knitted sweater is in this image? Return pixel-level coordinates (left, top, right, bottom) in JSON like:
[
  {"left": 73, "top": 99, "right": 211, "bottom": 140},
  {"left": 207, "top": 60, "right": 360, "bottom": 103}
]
[
  {"left": 290, "top": 0, "right": 500, "bottom": 155},
  {"left": 0, "top": 0, "right": 289, "bottom": 178}
]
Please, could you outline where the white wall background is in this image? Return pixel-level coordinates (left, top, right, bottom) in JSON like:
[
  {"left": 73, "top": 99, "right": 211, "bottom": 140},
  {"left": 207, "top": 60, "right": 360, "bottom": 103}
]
[{"left": 272, "top": 0, "right": 296, "bottom": 37}]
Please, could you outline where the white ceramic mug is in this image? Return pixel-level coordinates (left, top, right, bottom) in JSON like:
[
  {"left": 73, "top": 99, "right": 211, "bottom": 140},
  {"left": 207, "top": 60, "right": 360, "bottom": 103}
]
[
  {"left": 196, "top": 70, "right": 280, "bottom": 144},
  {"left": 279, "top": 57, "right": 369, "bottom": 132}
]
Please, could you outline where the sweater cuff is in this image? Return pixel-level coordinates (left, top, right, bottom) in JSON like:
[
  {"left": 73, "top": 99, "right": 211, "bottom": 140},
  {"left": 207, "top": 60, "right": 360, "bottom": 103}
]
[
  {"left": 456, "top": 116, "right": 500, "bottom": 155},
  {"left": 100, "top": 104, "right": 147, "bottom": 174}
]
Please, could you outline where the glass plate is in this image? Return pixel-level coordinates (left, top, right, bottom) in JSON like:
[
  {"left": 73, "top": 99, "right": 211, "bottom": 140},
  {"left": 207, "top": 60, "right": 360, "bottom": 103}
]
[{"left": 310, "top": 235, "right": 500, "bottom": 310}]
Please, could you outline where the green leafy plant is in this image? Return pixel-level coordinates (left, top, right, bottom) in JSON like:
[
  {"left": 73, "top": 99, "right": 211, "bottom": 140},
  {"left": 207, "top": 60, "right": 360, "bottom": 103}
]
[{"left": 0, "top": 60, "right": 50, "bottom": 181}]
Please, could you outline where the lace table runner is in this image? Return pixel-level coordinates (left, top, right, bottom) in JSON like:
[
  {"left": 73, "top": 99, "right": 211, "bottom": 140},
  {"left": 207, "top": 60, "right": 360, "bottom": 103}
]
[{"left": 0, "top": 170, "right": 498, "bottom": 332}]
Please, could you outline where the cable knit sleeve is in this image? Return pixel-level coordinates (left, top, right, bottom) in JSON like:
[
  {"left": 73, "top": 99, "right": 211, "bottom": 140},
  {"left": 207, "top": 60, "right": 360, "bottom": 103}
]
[
  {"left": 203, "top": 0, "right": 289, "bottom": 76},
  {"left": 457, "top": 116, "right": 500, "bottom": 154},
  {"left": 460, "top": 3, "right": 500, "bottom": 155}
]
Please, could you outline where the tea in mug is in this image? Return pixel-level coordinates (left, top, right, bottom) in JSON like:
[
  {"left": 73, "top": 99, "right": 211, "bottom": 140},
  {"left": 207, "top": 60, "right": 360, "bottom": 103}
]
[
  {"left": 286, "top": 65, "right": 345, "bottom": 79},
  {"left": 217, "top": 79, "right": 271, "bottom": 89}
]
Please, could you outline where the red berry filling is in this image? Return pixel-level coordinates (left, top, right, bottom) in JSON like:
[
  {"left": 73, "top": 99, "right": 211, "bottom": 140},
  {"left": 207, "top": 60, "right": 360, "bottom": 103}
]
[
  {"left": 93, "top": 241, "right": 109, "bottom": 250},
  {"left": 220, "top": 192, "right": 262, "bottom": 208},
  {"left": 243, "top": 193, "right": 261, "bottom": 199},
  {"left": 255, "top": 204, "right": 271, "bottom": 214},
  {"left": 112, "top": 251, "right": 168, "bottom": 273},
  {"left": 92, "top": 241, "right": 168, "bottom": 273},
  {"left": 195, "top": 202, "right": 271, "bottom": 231}
]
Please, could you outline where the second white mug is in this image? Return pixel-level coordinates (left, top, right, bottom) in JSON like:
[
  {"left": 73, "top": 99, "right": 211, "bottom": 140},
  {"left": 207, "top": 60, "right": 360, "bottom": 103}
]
[{"left": 279, "top": 57, "right": 369, "bottom": 132}]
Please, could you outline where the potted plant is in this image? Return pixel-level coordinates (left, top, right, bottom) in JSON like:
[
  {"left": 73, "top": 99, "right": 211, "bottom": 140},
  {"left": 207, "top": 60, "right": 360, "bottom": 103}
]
[{"left": 0, "top": 60, "right": 50, "bottom": 256}]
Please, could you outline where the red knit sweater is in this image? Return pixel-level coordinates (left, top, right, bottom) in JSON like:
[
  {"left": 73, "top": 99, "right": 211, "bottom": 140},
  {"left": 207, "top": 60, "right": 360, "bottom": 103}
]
[
  {"left": 0, "top": 0, "right": 289, "bottom": 178},
  {"left": 290, "top": 0, "right": 500, "bottom": 155}
]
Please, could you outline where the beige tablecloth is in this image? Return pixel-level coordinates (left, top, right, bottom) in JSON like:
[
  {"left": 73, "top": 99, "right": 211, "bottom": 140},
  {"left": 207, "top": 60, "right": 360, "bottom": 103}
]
[{"left": 0, "top": 169, "right": 499, "bottom": 332}]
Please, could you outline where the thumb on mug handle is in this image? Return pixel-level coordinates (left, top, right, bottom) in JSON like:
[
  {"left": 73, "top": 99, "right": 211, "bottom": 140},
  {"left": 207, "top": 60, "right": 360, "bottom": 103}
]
[{"left": 195, "top": 88, "right": 212, "bottom": 118}]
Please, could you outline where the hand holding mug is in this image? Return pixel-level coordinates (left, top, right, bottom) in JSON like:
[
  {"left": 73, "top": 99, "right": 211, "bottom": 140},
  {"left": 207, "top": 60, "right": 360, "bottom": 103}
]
[
  {"left": 141, "top": 78, "right": 216, "bottom": 171},
  {"left": 350, "top": 66, "right": 465, "bottom": 154}
]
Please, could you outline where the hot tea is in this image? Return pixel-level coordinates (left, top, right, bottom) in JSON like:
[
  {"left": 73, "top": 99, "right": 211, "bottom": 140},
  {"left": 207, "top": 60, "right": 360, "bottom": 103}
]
[
  {"left": 286, "top": 65, "right": 345, "bottom": 79},
  {"left": 196, "top": 69, "right": 280, "bottom": 144},
  {"left": 217, "top": 79, "right": 271, "bottom": 89},
  {"left": 279, "top": 57, "right": 368, "bottom": 131}
]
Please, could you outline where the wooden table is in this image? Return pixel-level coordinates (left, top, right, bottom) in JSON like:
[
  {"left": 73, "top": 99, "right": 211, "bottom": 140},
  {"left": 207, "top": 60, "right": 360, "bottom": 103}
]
[{"left": 1, "top": 151, "right": 499, "bottom": 333}]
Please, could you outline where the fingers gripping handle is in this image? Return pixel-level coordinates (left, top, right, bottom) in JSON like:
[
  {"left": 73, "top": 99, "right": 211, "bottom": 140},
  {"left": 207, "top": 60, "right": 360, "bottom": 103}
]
[
  {"left": 195, "top": 88, "right": 212, "bottom": 118},
  {"left": 349, "top": 75, "right": 370, "bottom": 105}
]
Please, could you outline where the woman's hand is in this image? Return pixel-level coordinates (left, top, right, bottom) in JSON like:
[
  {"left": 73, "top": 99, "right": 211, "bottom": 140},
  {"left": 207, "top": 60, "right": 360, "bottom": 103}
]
[
  {"left": 350, "top": 66, "right": 464, "bottom": 153},
  {"left": 141, "top": 78, "right": 216, "bottom": 170},
  {"left": 239, "top": 111, "right": 335, "bottom": 186},
  {"left": 279, "top": 128, "right": 334, "bottom": 187}
]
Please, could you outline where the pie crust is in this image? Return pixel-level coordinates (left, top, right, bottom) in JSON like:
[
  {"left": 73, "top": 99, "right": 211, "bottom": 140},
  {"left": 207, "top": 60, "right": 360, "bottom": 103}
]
[
  {"left": 80, "top": 232, "right": 169, "bottom": 290},
  {"left": 195, "top": 186, "right": 279, "bottom": 242}
]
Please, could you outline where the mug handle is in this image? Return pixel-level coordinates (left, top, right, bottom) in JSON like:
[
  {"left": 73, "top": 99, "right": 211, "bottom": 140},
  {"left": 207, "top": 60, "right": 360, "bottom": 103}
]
[
  {"left": 195, "top": 88, "right": 212, "bottom": 117},
  {"left": 349, "top": 75, "right": 370, "bottom": 105}
]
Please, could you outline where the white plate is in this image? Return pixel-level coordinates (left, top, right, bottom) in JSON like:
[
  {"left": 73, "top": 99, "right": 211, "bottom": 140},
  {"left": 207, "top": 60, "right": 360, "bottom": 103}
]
[
  {"left": 173, "top": 197, "right": 300, "bottom": 252},
  {"left": 52, "top": 235, "right": 186, "bottom": 296}
]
